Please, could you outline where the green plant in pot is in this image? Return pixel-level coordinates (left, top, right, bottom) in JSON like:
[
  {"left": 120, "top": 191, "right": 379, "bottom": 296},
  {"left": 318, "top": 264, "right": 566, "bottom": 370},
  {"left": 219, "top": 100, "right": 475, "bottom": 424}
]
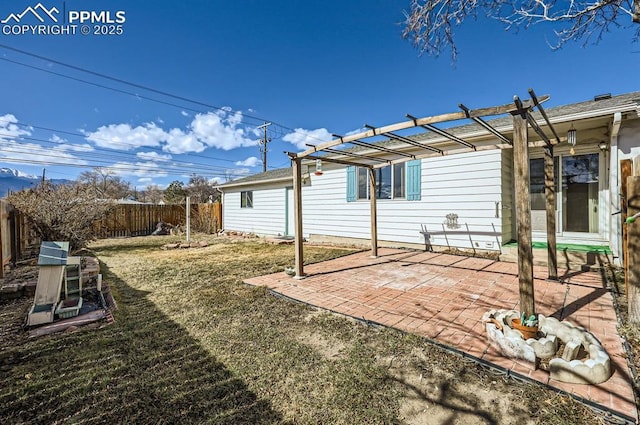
[{"left": 511, "top": 313, "right": 539, "bottom": 340}]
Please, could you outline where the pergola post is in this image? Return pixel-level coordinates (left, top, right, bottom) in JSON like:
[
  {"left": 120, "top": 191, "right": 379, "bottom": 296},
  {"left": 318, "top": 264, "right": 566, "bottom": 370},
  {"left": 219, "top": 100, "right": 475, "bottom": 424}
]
[
  {"left": 513, "top": 112, "right": 535, "bottom": 318},
  {"left": 544, "top": 146, "right": 558, "bottom": 280},
  {"left": 293, "top": 158, "right": 305, "bottom": 278},
  {"left": 368, "top": 168, "right": 378, "bottom": 257}
]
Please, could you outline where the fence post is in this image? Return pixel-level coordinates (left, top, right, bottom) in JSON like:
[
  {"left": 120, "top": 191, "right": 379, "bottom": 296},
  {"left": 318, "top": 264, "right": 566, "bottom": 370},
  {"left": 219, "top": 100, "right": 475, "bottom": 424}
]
[
  {"left": 628, "top": 175, "right": 640, "bottom": 324},
  {"left": 0, "top": 203, "right": 3, "bottom": 279},
  {"left": 186, "top": 197, "right": 191, "bottom": 242}
]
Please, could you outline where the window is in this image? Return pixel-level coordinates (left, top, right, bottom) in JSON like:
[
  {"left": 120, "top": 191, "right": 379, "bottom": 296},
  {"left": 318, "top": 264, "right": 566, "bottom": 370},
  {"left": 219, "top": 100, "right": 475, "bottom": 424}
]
[
  {"left": 358, "top": 164, "right": 396, "bottom": 199},
  {"left": 346, "top": 161, "right": 420, "bottom": 202},
  {"left": 241, "top": 191, "right": 253, "bottom": 208}
]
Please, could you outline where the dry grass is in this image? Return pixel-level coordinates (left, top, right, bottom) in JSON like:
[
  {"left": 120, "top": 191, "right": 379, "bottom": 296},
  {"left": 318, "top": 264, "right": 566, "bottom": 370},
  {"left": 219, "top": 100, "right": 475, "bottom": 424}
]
[{"left": 0, "top": 235, "right": 607, "bottom": 424}]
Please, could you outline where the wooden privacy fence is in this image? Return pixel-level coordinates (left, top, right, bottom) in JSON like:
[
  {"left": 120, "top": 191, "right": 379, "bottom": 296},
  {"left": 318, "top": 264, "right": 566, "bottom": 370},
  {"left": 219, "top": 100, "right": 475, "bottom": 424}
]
[
  {"left": 95, "top": 203, "right": 222, "bottom": 238},
  {"left": 0, "top": 202, "right": 223, "bottom": 275},
  {"left": 0, "top": 199, "right": 39, "bottom": 272},
  {"left": 624, "top": 157, "right": 640, "bottom": 324}
]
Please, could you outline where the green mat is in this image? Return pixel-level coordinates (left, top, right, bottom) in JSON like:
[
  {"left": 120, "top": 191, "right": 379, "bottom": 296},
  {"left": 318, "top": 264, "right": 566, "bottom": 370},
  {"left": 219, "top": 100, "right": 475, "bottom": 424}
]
[{"left": 503, "top": 241, "right": 612, "bottom": 254}]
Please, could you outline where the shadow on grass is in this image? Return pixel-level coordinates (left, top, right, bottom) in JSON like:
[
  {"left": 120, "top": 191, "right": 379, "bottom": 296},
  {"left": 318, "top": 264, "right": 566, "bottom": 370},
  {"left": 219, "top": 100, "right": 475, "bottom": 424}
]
[{"left": 0, "top": 261, "right": 285, "bottom": 424}]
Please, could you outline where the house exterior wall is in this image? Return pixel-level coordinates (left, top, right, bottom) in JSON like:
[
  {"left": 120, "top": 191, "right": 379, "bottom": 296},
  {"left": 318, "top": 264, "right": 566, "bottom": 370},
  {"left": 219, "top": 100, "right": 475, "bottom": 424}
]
[
  {"left": 618, "top": 118, "right": 640, "bottom": 159},
  {"left": 501, "top": 149, "right": 515, "bottom": 244},
  {"left": 613, "top": 117, "right": 640, "bottom": 261},
  {"left": 222, "top": 183, "right": 288, "bottom": 236},
  {"left": 221, "top": 150, "right": 505, "bottom": 251}
]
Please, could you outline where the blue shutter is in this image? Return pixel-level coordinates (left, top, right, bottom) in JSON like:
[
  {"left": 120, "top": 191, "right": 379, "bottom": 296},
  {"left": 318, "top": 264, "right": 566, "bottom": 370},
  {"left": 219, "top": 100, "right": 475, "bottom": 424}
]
[
  {"left": 406, "top": 160, "right": 421, "bottom": 201},
  {"left": 346, "top": 166, "right": 356, "bottom": 202}
]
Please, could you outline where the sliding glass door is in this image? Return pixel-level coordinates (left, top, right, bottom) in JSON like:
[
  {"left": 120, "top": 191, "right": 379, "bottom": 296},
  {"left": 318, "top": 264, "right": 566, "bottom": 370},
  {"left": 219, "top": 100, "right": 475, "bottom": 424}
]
[
  {"left": 562, "top": 153, "right": 599, "bottom": 234},
  {"left": 529, "top": 152, "right": 600, "bottom": 237}
]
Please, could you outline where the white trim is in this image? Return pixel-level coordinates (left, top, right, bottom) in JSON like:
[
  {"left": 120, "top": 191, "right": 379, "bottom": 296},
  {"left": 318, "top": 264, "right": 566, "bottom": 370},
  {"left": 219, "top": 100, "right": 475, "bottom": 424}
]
[{"left": 220, "top": 176, "right": 292, "bottom": 189}]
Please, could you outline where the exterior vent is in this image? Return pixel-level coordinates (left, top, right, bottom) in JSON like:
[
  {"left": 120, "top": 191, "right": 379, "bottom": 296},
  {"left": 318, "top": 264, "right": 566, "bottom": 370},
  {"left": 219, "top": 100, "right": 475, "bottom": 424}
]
[{"left": 594, "top": 93, "right": 612, "bottom": 101}]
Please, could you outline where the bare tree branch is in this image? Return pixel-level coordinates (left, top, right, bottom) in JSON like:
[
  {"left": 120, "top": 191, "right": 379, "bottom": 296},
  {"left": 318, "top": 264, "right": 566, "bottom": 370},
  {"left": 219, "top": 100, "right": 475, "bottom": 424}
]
[{"left": 402, "top": 0, "right": 639, "bottom": 58}]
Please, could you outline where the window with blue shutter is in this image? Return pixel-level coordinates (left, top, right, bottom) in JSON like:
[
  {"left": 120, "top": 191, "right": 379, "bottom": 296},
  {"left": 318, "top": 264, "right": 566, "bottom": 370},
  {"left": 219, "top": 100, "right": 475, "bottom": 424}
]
[
  {"left": 346, "top": 166, "right": 356, "bottom": 202},
  {"left": 406, "top": 159, "right": 421, "bottom": 201}
]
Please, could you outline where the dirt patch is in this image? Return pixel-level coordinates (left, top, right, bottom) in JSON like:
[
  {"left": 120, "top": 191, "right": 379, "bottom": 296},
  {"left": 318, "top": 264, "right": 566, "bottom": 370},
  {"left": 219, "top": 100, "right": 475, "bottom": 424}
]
[{"left": 297, "top": 330, "right": 346, "bottom": 360}]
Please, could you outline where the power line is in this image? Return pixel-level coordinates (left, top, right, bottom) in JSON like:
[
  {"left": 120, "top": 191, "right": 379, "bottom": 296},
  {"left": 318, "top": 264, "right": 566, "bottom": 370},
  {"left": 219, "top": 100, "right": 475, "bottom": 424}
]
[
  {"left": 0, "top": 117, "right": 265, "bottom": 169},
  {"left": 0, "top": 132, "right": 241, "bottom": 174},
  {"left": 0, "top": 45, "right": 294, "bottom": 135},
  {"left": 0, "top": 156, "right": 247, "bottom": 179},
  {"left": 0, "top": 144, "right": 241, "bottom": 177},
  {"left": 0, "top": 45, "right": 333, "bottom": 145}
]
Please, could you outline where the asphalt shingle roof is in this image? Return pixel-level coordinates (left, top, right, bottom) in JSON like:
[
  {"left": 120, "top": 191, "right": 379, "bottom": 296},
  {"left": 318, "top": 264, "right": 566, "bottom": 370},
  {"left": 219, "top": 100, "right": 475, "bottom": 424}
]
[
  {"left": 222, "top": 91, "right": 639, "bottom": 186},
  {"left": 220, "top": 167, "right": 292, "bottom": 187}
]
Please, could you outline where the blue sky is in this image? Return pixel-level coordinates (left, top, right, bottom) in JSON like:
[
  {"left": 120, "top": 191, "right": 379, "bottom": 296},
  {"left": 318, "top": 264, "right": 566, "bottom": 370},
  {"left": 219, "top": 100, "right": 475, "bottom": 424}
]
[{"left": 0, "top": 0, "right": 638, "bottom": 189}]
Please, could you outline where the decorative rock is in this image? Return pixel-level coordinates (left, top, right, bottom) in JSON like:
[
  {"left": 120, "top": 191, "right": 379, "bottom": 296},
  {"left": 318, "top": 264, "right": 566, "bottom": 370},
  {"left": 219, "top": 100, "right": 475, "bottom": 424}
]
[
  {"left": 483, "top": 310, "right": 536, "bottom": 364},
  {"left": 529, "top": 334, "right": 558, "bottom": 358},
  {"left": 0, "top": 284, "right": 20, "bottom": 293},
  {"left": 485, "top": 309, "right": 612, "bottom": 384},
  {"left": 550, "top": 343, "right": 611, "bottom": 384},
  {"left": 561, "top": 340, "right": 581, "bottom": 362}
]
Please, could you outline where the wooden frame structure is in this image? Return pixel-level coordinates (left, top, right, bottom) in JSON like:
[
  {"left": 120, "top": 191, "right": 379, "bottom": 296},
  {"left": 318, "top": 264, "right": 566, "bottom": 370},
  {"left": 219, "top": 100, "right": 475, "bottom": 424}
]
[{"left": 287, "top": 90, "right": 563, "bottom": 319}]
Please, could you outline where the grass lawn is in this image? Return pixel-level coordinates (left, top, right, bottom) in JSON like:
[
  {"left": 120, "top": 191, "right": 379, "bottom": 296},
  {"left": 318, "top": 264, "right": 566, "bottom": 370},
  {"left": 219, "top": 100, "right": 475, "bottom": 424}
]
[{"left": 0, "top": 235, "right": 608, "bottom": 424}]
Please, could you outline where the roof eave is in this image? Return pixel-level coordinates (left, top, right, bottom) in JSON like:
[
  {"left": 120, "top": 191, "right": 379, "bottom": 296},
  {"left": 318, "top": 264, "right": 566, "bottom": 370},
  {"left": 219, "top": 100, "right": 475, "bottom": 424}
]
[{"left": 219, "top": 175, "right": 293, "bottom": 189}]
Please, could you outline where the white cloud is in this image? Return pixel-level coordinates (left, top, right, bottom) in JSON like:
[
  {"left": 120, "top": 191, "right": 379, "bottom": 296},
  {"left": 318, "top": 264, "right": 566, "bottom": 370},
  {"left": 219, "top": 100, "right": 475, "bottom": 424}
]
[
  {"left": 57, "top": 143, "right": 94, "bottom": 153},
  {"left": 283, "top": 128, "right": 332, "bottom": 150},
  {"left": 235, "top": 156, "right": 260, "bottom": 167},
  {"left": 84, "top": 109, "right": 256, "bottom": 155},
  {"left": 50, "top": 134, "right": 94, "bottom": 152},
  {"left": 181, "top": 111, "right": 189, "bottom": 117},
  {"left": 345, "top": 127, "right": 366, "bottom": 136},
  {"left": 136, "top": 151, "right": 172, "bottom": 162},
  {"left": 189, "top": 111, "right": 256, "bottom": 151},
  {"left": 137, "top": 177, "right": 153, "bottom": 184},
  {"left": 85, "top": 122, "right": 166, "bottom": 150},
  {"left": 0, "top": 114, "right": 31, "bottom": 141},
  {"left": 157, "top": 117, "right": 164, "bottom": 124},
  {"left": 108, "top": 161, "right": 168, "bottom": 179},
  {"left": 0, "top": 140, "right": 87, "bottom": 165},
  {"left": 163, "top": 128, "right": 205, "bottom": 154}
]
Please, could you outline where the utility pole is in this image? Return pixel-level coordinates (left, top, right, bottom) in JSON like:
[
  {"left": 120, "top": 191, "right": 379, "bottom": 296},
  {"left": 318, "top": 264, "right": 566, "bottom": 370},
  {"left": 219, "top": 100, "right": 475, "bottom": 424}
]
[{"left": 257, "top": 122, "right": 272, "bottom": 173}]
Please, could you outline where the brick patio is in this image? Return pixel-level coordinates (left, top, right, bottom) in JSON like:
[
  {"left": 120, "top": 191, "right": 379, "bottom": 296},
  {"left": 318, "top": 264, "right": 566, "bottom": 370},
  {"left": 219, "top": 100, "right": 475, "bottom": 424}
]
[{"left": 245, "top": 248, "right": 637, "bottom": 422}]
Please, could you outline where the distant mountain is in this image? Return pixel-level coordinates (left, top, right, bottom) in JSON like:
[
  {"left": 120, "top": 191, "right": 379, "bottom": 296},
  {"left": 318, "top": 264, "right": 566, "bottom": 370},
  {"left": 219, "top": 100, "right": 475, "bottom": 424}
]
[{"left": 0, "top": 168, "right": 73, "bottom": 197}]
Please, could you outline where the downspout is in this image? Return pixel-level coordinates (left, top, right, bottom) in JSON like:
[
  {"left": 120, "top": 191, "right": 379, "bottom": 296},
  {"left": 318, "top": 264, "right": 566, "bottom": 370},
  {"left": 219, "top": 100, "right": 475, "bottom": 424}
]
[{"left": 610, "top": 112, "right": 622, "bottom": 265}]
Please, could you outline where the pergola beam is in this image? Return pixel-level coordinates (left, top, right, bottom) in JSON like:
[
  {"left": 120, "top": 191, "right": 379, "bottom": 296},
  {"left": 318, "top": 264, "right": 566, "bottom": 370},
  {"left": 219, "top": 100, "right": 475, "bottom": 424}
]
[
  {"left": 317, "top": 146, "right": 391, "bottom": 163},
  {"left": 292, "top": 158, "right": 304, "bottom": 278},
  {"left": 544, "top": 144, "right": 558, "bottom": 280},
  {"left": 407, "top": 114, "right": 476, "bottom": 150},
  {"left": 295, "top": 96, "right": 549, "bottom": 160},
  {"left": 460, "top": 103, "right": 512, "bottom": 145},
  {"left": 368, "top": 168, "right": 378, "bottom": 257},
  {"left": 529, "top": 89, "right": 562, "bottom": 145},
  {"left": 364, "top": 124, "right": 443, "bottom": 154},
  {"left": 347, "top": 139, "right": 415, "bottom": 158},
  {"left": 511, "top": 98, "right": 535, "bottom": 319},
  {"left": 288, "top": 152, "right": 373, "bottom": 169},
  {"left": 525, "top": 112, "right": 554, "bottom": 147}
]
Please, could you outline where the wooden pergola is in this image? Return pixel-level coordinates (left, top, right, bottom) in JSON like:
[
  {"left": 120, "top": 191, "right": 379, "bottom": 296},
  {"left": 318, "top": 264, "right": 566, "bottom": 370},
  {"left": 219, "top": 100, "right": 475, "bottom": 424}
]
[{"left": 287, "top": 89, "right": 563, "bottom": 319}]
